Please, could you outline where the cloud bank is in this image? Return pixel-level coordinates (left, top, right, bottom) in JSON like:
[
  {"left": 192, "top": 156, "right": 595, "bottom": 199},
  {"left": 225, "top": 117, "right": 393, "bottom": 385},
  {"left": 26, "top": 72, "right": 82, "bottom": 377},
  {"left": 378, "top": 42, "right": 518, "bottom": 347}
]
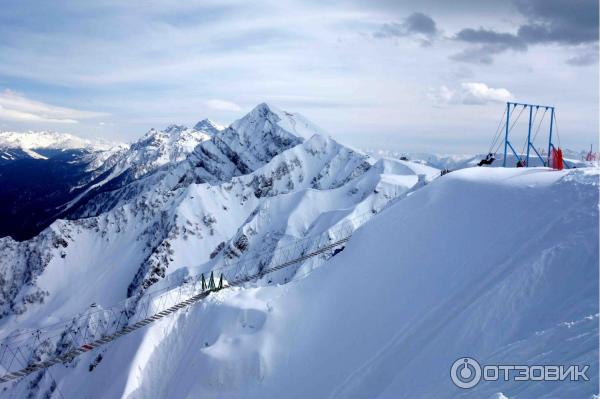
[
  {"left": 0, "top": 90, "right": 107, "bottom": 124},
  {"left": 452, "top": 0, "right": 599, "bottom": 64},
  {"left": 374, "top": 12, "right": 439, "bottom": 45},
  {"left": 430, "top": 82, "right": 513, "bottom": 106}
]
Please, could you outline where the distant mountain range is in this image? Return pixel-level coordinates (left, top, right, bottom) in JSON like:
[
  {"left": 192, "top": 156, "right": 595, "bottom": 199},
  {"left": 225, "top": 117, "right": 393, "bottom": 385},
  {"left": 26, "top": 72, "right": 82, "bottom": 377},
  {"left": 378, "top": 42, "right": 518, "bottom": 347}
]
[{"left": 0, "top": 119, "right": 223, "bottom": 240}]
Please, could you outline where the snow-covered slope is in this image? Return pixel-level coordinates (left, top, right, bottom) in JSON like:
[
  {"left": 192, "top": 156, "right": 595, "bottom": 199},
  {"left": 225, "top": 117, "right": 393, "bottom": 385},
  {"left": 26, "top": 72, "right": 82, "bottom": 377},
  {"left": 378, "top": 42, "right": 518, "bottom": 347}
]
[{"left": 25, "top": 166, "right": 593, "bottom": 399}]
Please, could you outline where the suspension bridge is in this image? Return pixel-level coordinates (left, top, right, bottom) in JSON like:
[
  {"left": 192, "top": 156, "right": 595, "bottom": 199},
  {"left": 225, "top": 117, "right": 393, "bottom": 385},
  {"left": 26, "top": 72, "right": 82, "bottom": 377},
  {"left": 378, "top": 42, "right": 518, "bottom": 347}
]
[{"left": 0, "top": 213, "right": 371, "bottom": 384}]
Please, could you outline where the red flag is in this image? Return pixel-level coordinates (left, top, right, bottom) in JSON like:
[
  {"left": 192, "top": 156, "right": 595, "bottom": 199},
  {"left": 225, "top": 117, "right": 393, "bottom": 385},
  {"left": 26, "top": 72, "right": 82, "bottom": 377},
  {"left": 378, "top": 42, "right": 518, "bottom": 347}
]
[{"left": 556, "top": 148, "right": 564, "bottom": 170}]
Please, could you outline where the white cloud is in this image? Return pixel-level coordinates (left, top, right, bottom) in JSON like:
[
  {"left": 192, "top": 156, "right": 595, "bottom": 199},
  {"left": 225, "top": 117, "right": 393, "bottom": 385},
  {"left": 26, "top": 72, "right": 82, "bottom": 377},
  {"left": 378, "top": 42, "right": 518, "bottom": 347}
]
[
  {"left": 0, "top": 89, "right": 107, "bottom": 124},
  {"left": 460, "top": 82, "right": 512, "bottom": 104},
  {"left": 429, "top": 82, "right": 513, "bottom": 106},
  {"left": 204, "top": 99, "right": 242, "bottom": 112}
]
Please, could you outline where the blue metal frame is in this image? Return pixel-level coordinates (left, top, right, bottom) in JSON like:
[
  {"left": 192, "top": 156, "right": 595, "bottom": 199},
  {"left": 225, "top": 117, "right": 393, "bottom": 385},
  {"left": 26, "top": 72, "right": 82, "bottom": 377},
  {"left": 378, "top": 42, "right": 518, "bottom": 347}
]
[
  {"left": 503, "top": 103, "right": 510, "bottom": 167},
  {"left": 502, "top": 102, "right": 556, "bottom": 167},
  {"left": 547, "top": 107, "right": 555, "bottom": 166}
]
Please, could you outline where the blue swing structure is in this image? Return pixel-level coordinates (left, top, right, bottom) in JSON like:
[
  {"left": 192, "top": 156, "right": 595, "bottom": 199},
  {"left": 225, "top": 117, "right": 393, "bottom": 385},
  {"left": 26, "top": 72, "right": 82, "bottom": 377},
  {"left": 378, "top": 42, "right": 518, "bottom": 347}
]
[{"left": 484, "top": 102, "right": 565, "bottom": 168}]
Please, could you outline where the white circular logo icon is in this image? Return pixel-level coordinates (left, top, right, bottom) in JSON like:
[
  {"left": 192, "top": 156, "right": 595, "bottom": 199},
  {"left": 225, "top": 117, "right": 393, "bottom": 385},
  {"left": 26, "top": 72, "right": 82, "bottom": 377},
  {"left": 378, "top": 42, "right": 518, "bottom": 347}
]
[{"left": 451, "top": 357, "right": 482, "bottom": 389}]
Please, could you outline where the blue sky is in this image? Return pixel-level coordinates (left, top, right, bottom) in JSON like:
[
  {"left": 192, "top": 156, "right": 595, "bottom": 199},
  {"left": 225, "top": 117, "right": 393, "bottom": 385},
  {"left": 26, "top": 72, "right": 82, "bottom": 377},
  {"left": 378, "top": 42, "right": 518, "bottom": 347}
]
[{"left": 0, "top": 0, "right": 597, "bottom": 153}]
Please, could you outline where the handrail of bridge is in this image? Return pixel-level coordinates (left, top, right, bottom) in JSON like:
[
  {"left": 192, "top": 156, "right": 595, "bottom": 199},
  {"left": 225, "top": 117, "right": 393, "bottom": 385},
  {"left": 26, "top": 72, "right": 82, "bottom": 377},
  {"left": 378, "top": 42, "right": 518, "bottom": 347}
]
[{"left": 0, "top": 211, "right": 373, "bottom": 383}]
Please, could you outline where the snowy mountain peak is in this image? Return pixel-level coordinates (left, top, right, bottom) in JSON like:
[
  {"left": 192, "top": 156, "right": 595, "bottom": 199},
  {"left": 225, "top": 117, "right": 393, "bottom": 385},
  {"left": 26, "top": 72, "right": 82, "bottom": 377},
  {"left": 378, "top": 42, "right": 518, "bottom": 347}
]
[
  {"left": 139, "top": 124, "right": 210, "bottom": 147},
  {"left": 252, "top": 102, "right": 275, "bottom": 116},
  {"left": 195, "top": 103, "right": 327, "bottom": 175},
  {"left": 231, "top": 103, "right": 325, "bottom": 142},
  {"left": 231, "top": 102, "right": 280, "bottom": 130},
  {"left": 163, "top": 124, "right": 187, "bottom": 134},
  {"left": 245, "top": 102, "right": 285, "bottom": 123},
  {"left": 62, "top": 105, "right": 329, "bottom": 218},
  {"left": 96, "top": 124, "right": 214, "bottom": 182},
  {"left": 193, "top": 118, "right": 224, "bottom": 134}
]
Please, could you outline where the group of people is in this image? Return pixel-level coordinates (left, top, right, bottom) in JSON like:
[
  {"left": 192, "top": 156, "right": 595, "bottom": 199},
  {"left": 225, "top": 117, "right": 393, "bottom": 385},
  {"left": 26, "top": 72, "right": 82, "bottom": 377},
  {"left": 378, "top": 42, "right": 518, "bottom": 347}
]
[{"left": 442, "top": 149, "right": 565, "bottom": 176}]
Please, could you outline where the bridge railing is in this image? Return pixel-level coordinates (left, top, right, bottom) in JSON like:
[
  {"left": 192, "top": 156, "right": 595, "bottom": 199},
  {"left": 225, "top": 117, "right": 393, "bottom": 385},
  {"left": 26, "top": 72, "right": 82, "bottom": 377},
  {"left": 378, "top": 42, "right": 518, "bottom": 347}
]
[{"left": 0, "top": 210, "right": 375, "bottom": 382}]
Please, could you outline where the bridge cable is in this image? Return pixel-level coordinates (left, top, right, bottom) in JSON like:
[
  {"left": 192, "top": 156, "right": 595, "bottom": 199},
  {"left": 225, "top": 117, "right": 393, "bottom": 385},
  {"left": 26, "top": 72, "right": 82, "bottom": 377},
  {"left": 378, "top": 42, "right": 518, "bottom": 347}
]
[{"left": 0, "top": 232, "right": 354, "bottom": 383}]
